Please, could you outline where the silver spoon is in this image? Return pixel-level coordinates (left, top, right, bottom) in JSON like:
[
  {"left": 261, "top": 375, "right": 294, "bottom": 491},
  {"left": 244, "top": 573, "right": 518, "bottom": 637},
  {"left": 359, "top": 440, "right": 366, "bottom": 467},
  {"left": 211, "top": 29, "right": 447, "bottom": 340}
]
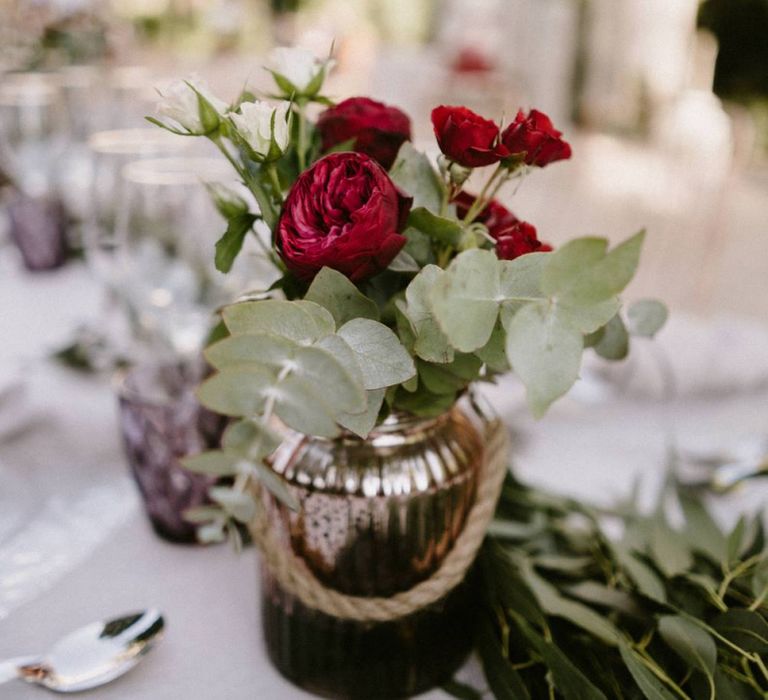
[{"left": 0, "top": 609, "right": 164, "bottom": 693}]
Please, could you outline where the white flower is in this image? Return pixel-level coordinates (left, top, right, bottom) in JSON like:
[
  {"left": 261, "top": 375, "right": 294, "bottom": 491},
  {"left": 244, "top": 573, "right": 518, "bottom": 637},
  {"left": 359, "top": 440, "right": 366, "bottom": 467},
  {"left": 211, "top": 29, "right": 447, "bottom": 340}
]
[
  {"left": 156, "top": 76, "right": 227, "bottom": 132},
  {"left": 229, "top": 100, "right": 291, "bottom": 158},
  {"left": 267, "top": 47, "right": 327, "bottom": 93}
]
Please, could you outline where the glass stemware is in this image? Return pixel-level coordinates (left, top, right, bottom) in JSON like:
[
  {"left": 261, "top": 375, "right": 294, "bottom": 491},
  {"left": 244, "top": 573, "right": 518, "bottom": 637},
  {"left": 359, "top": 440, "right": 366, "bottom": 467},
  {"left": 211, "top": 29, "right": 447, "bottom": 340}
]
[{"left": 111, "top": 156, "right": 254, "bottom": 358}]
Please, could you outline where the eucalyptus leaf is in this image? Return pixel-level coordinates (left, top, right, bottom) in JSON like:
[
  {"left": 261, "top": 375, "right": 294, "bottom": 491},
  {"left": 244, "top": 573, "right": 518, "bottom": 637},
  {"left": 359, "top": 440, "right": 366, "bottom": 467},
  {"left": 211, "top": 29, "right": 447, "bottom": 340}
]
[
  {"left": 679, "top": 492, "right": 728, "bottom": 564},
  {"left": 393, "top": 386, "right": 457, "bottom": 417},
  {"left": 505, "top": 302, "right": 584, "bottom": 418},
  {"left": 294, "top": 300, "right": 337, "bottom": 337},
  {"left": 542, "top": 231, "right": 645, "bottom": 305},
  {"left": 337, "top": 318, "right": 416, "bottom": 389},
  {"left": 336, "top": 388, "right": 386, "bottom": 438},
  {"left": 499, "top": 252, "right": 548, "bottom": 299},
  {"left": 205, "top": 333, "right": 297, "bottom": 370},
  {"left": 475, "top": 321, "right": 510, "bottom": 372},
  {"left": 304, "top": 267, "right": 380, "bottom": 326},
  {"left": 389, "top": 142, "right": 443, "bottom": 211},
  {"left": 565, "top": 582, "right": 643, "bottom": 618},
  {"left": 657, "top": 615, "right": 717, "bottom": 679},
  {"left": 559, "top": 297, "right": 622, "bottom": 334},
  {"left": 197, "top": 367, "right": 273, "bottom": 416},
  {"left": 292, "top": 345, "right": 367, "bottom": 414},
  {"left": 618, "top": 639, "right": 678, "bottom": 700},
  {"left": 183, "top": 505, "right": 224, "bottom": 524},
  {"left": 612, "top": 543, "right": 667, "bottom": 603},
  {"left": 221, "top": 419, "right": 282, "bottom": 460},
  {"left": 197, "top": 521, "right": 227, "bottom": 544},
  {"left": 431, "top": 249, "right": 501, "bottom": 352},
  {"left": 592, "top": 314, "right": 629, "bottom": 361},
  {"left": 223, "top": 300, "right": 324, "bottom": 343},
  {"left": 627, "top": 299, "right": 668, "bottom": 337},
  {"left": 476, "top": 617, "right": 531, "bottom": 700},
  {"left": 650, "top": 520, "right": 694, "bottom": 577},
  {"left": 181, "top": 450, "right": 241, "bottom": 476},
  {"left": 271, "top": 374, "right": 340, "bottom": 438},
  {"left": 403, "top": 265, "right": 454, "bottom": 363},
  {"left": 252, "top": 461, "right": 299, "bottom": 511},
  {"left": 209, "top": 486, "right": 257, "bottom": 523},
  {"left": 388, "top": 249, "right": 420, "bottom": 272}
]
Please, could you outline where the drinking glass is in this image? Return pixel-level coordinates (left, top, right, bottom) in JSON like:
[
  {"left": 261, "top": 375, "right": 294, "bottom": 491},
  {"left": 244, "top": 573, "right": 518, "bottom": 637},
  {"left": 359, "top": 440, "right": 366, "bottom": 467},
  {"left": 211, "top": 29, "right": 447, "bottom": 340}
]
[
  {"left": 116, "top": 361, "right": 227, "bottom": 544},
  {"left": 111, "top": 156, "right": 254, "bottom": 358}
]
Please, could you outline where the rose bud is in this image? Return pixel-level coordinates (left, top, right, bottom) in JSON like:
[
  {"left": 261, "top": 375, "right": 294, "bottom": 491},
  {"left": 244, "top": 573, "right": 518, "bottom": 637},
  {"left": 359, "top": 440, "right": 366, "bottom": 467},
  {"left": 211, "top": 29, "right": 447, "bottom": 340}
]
[
  {"left": 317, "top": 97, "right": 411, "bottom": 170},
  {"left": 500, "top": 109, "right": 572, "bottom": 167},
  {"left": 156, "top": 76, "right": 227, "bottom": 134},
  {"left": 431, "top": 105, "right": 506, "bottom": 168},
  {"left": 229, "top": 100, "right": 291, "bottom": 162},
  {"left": 453, "top": 192, "right": 519, "bottom": 234},
  {"left": 267, "top": 46, "right": 333, "bottom": 98},
  {"left": 276, "top": 152, "right": 412, "bottom": 283},
  {"left": 495, "top": 221, "right": 550, "bottom": 260}
]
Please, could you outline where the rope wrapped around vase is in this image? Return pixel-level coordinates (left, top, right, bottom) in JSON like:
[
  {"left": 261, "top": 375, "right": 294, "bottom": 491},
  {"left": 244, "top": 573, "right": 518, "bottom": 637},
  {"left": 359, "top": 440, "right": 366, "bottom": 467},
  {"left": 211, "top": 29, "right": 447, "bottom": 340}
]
[{"left": 248, "top": 416, "right": 510, "bottom": 623}]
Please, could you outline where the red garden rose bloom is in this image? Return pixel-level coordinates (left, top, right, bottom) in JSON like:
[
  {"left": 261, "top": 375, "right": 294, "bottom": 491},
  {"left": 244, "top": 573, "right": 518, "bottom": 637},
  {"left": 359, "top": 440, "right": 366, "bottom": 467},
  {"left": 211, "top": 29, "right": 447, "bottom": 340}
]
[
  {"left": 431, "top": 105, "right": 505, "bottom": 168},
  {"left": 501, "top": 109, "right": 572, "bottom": 167},
  {"left": 276, "top": 152, "right": 411, "bottom": 283},
  {"left": 495, "top": 221, "right": 548, "bottom": 260},
  {"left": 317, "top": 97, "right": 412, "bottom": 170},
  {"left": 452, "top": 192, "right": 519, "bottom": 234}
]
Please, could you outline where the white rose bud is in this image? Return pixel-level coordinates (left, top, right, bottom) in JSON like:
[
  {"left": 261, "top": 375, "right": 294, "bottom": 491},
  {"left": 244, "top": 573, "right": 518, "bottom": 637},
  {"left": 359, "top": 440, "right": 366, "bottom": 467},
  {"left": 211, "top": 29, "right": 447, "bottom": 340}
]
[
  {"left": 266, "top": 47, "right": 331, "bottom": 95},
  {"left": 229, "top": 100, "right": 291, "bottom": 160},
  {"left": 156, "top": 76, "right": 227, "bottom": 133}
]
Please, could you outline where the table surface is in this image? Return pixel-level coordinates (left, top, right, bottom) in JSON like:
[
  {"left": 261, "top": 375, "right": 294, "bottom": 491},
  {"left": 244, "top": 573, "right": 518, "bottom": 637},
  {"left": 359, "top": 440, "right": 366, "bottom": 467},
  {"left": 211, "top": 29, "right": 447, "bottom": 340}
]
[{"left": 1, "top": 224, "right": 767, "bottom": 697}]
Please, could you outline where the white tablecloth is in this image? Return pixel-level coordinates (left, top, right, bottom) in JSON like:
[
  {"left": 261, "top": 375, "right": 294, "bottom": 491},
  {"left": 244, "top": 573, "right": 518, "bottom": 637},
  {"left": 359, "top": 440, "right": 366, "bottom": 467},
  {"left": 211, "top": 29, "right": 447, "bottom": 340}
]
[{"left": 1, "top": 260, "right": 766, "bottom": 699}]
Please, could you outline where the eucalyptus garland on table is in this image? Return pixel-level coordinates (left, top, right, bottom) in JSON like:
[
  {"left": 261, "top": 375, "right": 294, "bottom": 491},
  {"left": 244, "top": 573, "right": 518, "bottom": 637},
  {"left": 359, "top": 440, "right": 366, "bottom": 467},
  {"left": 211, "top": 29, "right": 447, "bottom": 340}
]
[
  {"left": 444, "top": 475, "right": 768, "bottom": 700},
  {"left": 150, "top": 47, "right": 667, "bottom": 543}
]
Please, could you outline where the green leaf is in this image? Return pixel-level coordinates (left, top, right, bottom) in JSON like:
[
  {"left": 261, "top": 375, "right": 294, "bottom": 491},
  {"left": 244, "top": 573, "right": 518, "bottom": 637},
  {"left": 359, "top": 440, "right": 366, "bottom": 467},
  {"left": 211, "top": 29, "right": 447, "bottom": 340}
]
[
  {"left": 337, "top": 319, "right": 416, "bottom": 389},
  {"left": 388, "top": 249, "right": 420, "bottom": 272},
  {"left": 214, "top": 213, "right": 257, "bottom": 273},
  {"left": 475, "top": 321, "right": 510, "bottom": 372},
  {"left": 291, "top": 345, "right": 367, "bottom": 414},
  {"left": 432, "top": 249, "right": 501, "bottom": 352},
  {"left": 407, "top": 207, "right": 463, "bottom": 247},
  {"left": 650, "top": 521, "right": 694, "bottom": 577},
  {"left": 476, "top": 617, "right": 531, "bottom": 700},
  {"left": 499, "top": 252, "right": 548, "bottom": 299},
  {"left": 271, "top": 374, "right": 339, "bottom": 437},
  {"left": 205, "top": 333, "right": 297, "bottom": 370},
  {"left": 542, "top": 231, "right": 645, "bottom": 305},
  {"left": 418, "top": 360, "right": 468, "bottom": 395},
  {"left": 565, "top": 582, "right": 643, "bottom": 617},
  {"left": 221, "top": 419, "right": 282, "bottom": 459},
  {"left": 592, "top": 314, "right": 629, "bottom": 361},
  {"left": 441, "top": 679, "right": 483, "bottom": 700},
  {"left": 181, "top": 450, "right": 240, "bottom": 476},
  {"left": 389, "top": 142, "right": 443, "bottom": 211},
  {"left": 304, "top": 267, "right": 380, "bottom": 326},
  {"left": 560, "top": 297, "right": 622, "bottom": 334},
  {"left": 252, "top": 461, "right": 299, "bottom": 511},
  {"left": 197, "top": 367, "right": 273, "bottom": 416},
  {"left": 402, "top": 226, "right": 433, "bottom": 265},
  {"left": 627, "top": 299, "right": 668, "bottom": 337},
  {"left": 679, "top": 492, "right": 727, "bottom": 563},
  {"left": 183, "top": 505, "right": 224, "bottom": 524},
  {"left": 294, "top": 300, "right": 337, "bottom": 337},
  {"left": 209, "top": 486, "right": 256, "bottom": 523},
  {"left": 752, "top": 558, "right": 768, "bottom": 599},
  {"left": 517, "top": 619, "right": 608, "bottom": 700},
  {"left": 657, "top": 615, "right": 717, "bottom": 679},
  {"left": 223, "top": 300, "right": 326, "bottom": 343},
  {"left": 403, "top": 265, "right": 454, "bottom": 364},
  {"left": 520, "top": 560, "right": 620, "bottom": 645},
  {"left": 711, "top": 609, "right": 768, "bottom": 654},
  {"left": 393, "top": 386, "right": 457, "bottom": 417},
  {"left": 618, "top": 639, "right": 678, "bottom": 700},
  {"left": 505, "top": 302, "right": 584, "bottom": 418},
  {"left": 336, "top": 388, "right": 386, "bottom": 438},
  {"left": 612, "top": 543, "right": 667, "bottom": 603}
]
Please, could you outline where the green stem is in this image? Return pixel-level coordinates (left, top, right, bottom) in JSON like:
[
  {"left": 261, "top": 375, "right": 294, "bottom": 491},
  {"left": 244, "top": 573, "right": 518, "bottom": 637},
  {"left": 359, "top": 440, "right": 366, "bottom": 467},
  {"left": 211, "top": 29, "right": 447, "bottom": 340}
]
[
  {"left": 749, "top": 582, "right": 768, "bottom": 611},
  {"left": 463, "top": 165, "right": 505, "bottom": 225},
  {"left": 718, "top": 553, "right": 763, "bottom": 599},
  {"left": 266, "top": 164, "right": 284, "bottom": 204},
  {"left": 297, "top": 101, "right": 308, "bottom": 171},
  {"left": 634, "top": 649, "right": 691, "bottom": 700}
]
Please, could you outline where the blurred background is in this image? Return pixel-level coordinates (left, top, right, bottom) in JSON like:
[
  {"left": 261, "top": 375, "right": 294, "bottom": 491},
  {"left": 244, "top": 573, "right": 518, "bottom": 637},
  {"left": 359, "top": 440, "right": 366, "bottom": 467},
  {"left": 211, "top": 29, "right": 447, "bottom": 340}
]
[{"left": 1, "top": 0, "right": 767, "bottom": 327}]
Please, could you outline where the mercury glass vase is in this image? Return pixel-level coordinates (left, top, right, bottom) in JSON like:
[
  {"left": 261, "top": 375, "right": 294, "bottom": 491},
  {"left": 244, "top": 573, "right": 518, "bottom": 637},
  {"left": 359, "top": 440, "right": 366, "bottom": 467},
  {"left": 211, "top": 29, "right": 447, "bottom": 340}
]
[{"left": 259, "top": 396, "right": 502, "bottom": 699}]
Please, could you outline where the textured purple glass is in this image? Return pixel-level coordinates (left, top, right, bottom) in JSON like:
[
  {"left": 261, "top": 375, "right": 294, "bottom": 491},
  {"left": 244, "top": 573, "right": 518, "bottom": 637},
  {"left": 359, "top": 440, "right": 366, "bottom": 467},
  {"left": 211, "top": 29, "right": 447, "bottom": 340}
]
[
  {"left": 117, "top": 363, "right": 226, "bottom": 544},
  {"left": 7, "top": 194, "right": 68, "bottom": 271}
]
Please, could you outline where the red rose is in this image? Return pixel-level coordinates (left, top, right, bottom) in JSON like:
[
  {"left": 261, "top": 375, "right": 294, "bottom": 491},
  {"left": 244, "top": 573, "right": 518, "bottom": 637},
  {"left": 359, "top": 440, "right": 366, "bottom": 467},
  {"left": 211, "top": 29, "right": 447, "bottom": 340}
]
[
  {"left": 276, "top": 152, "right": 411, "bottom": 283},
  {"left": 501, "top": 109, "right": 572, "bottom": 167},
  {"left": 453, "top": 192, "right": 519, "bottom": 234},
  {"left": 317, "top": 97, "right": 412, "bottom": 170},
  {"left": 495, "top": 221, "right": 548, "bottom": 260},
  {"left": 431, "top": 105, "right": 506, "bottom": 168}
]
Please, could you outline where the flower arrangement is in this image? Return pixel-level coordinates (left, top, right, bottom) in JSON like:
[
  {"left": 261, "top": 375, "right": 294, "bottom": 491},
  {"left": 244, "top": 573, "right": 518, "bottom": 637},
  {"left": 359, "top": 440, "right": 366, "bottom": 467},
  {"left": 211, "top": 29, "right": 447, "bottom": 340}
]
[{"left": 151, "top": 48, "right": 666, "bottom": 541}]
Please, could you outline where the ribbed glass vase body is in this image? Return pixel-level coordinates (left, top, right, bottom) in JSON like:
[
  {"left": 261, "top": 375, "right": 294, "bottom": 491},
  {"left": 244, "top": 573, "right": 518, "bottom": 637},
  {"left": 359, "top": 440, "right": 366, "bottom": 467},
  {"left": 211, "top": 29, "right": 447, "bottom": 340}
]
[{"left": 260, "top": 401, "right": 489, "bottom": 698}]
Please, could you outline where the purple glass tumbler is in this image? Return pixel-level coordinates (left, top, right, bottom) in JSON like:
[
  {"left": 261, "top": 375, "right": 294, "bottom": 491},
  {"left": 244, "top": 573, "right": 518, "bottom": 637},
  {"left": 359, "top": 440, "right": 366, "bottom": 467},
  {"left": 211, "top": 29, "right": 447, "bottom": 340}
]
[{"left": 116, "top": 362, "right": 226, "bottom": 544}]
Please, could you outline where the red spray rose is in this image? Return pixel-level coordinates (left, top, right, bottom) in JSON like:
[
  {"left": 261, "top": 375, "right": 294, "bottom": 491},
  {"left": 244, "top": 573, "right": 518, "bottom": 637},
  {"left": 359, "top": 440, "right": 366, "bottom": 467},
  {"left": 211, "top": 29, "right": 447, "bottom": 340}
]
[
  {"left": 500, "top": 109, "right": 572, "bottom": 167},
  {"left": 453, "top": 191, "right": 519, "bottom": 233},
  {"left": 276, "top": 152, "right": 411, "bottom": 283},
  {"left": 431, "top": 105, "right": 506, "bottom": 168},
  {"left": 495, "top": 221, "right": 548, "bottom": 260},
  {"left": 317, "top": 97, "right": 412, "bottom": 170}
]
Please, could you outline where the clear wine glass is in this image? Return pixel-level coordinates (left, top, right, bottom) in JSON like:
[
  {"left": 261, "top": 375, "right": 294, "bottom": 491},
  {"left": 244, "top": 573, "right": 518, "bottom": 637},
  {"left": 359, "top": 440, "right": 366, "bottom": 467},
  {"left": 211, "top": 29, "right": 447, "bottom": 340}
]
[{"left": 111, "top": 156, "right": 255, "bottom": 359}]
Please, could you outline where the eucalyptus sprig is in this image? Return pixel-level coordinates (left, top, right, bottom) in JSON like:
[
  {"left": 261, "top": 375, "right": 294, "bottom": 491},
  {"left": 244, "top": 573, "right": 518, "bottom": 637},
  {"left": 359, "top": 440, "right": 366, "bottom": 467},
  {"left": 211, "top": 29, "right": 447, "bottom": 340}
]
[{"left": 450, "top": 474, "right": 768, "bottom": 699}]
